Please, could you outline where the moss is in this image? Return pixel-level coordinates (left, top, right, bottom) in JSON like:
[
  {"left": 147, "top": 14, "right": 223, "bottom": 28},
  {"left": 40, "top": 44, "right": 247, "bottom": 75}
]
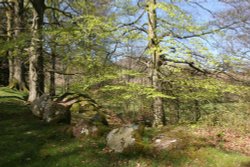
[{"left": 70, "top": 102, "right": 81, "bottom": 113}]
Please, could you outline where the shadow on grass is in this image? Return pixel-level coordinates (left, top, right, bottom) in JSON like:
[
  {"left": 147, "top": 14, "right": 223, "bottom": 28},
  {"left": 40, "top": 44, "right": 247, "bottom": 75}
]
[
  {"left": 0, "top": 98, "right": 123, "bottom": 167},
  {"left": 0, "top": 100, "right": 75, "bottom": 167},
  {"left": 0, "top": 99, "right": 188, "bottom": 167},
  {"left": 0, "top": 96, "right": 249, "bottom": 167}
]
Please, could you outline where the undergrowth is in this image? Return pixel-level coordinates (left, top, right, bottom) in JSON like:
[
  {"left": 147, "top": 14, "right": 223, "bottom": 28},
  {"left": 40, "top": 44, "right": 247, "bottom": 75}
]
[{"left": 0, "top": 87, "right": 249, "bottom": 167}]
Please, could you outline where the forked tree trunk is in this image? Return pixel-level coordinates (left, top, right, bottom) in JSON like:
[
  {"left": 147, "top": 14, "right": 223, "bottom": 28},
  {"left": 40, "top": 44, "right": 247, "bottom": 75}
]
[
  {"left": 147, "top": 0, "right": 165, "bottom": 127},
  {"left": 28, "top": 0, "right": 45, "bottom": 102}
]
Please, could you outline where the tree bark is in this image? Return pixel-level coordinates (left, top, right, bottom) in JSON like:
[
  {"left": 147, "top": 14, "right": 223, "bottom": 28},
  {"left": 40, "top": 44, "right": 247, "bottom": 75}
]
[
  {"left": 49, "top": 51, "right": 56, "bottom": 96},
  {"left": 5, "top": 0, "right": 27, "bottom": 90},
  {"left": 28, "top": 0, "right": 45, "bottom": 102},
  {"left": 147, "top": 0, "right": 165, "bottom": 127},
  {"left": 193, "top": 100, "right": 201, "bottom": 122},
  {"left": 47, "top": 1, "right": 59, "bottom": 96},
  {"left": 6, "top": 1, "right": 14, "bottom": 85},
  {"left": 10, "top": 0, "right": 27, "bottom": 91}
]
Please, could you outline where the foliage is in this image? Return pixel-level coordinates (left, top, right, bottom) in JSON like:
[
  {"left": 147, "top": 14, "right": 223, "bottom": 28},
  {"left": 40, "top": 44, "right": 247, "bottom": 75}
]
[
  {"left": 200, "top": 102, "right": 250, "bottom": 133},
  {"left": 0, "top": 87, "right": 28, "bottom": 100}
]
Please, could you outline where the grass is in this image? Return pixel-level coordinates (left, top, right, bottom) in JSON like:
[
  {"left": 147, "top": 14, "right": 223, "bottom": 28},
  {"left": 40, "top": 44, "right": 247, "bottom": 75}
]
[
  {"left": 0, "top": 87, "right": 28, "bottom": 100},
  {"left": 0, "top": 87, "right": 249, "bottom": 167}
]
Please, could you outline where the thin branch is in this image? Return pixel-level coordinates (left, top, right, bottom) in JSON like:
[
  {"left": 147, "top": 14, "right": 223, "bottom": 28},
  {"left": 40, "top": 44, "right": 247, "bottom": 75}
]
[
  {"left": 174, "top": 21, "right": 239, "bottom": 39},
  {"left": 118, "top": 11, "right": 145, "bottom": 28},
  {"left": 46, "top": 69, "right": 84, "bottom": 76},
  {"left": 190, "top": 2, "right": 216, "bottom": 18},
  {"left": 160, "top": 55, "right": 209, "bottom": 74},
  {"left": 160, "top": 21, "right": 239, "bottom": 40},
  {"left": 45, "top": 6, "right": 73, "bottom": 18}
]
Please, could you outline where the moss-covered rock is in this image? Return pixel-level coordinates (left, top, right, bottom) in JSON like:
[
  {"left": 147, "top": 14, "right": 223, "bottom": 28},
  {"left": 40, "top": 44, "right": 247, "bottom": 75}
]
[
  {"left": 56, "top": 92, "right": 111, "bottom": 138},
  {"left": 30, "top": 94, "right": 70, "bottom": 124},
  {"left": 70, "top": 103, "right": 81, "bottom": 113}
]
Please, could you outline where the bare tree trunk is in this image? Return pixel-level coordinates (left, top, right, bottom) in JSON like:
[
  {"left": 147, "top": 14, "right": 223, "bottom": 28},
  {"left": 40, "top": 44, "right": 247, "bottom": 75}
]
[
  {"left": 10, "top": 0, "right": 27, "bottom": 91},
  {"left": 6, "top": 1, "right": 14, "bottom": 85},
  {"left": 28, "top": 0, "right": 45, "bottom": 102},
  {"left": 8, "top": 58, "right": 14, "bottom": 84},
  {"left": 147, "top": 0, "right": 165, "bottom": 127},
  {"left": 151, "top": 68, "right": 165, "bottom": 127},
  {"left": 49, "top": 51, "right": 56, "bottom": 96},
  {"left": 47, "top": 1, "right": 58, "bottom": 96},
  {"left": 5, "top": 0, "right": 27, "bottom": 90}
]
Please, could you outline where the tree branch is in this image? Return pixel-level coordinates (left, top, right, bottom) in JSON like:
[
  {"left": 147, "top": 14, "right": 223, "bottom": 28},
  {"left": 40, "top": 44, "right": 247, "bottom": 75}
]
[{"left": 45, "top": 6, "right": 73, "bottom": 18}]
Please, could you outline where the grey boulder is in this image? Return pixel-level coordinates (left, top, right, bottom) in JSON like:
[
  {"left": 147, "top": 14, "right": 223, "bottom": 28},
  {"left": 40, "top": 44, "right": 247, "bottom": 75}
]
[
  {"left": 30, "top": 94, "right": 70, "bottom": 123},
  {"left": 30, "top": 94, "right": 50, "bottom": 118},
  {"left": 106, "top": 125, "right": 142, "bottom": 153}
]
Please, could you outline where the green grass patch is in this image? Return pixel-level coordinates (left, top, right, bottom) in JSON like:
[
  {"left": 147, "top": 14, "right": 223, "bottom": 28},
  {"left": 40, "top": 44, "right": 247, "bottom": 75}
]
[
  {"left": 0, "top": 87, "right": 28, "bottom": 101},
  {"left": 0, "top": 87, "right": 249, "bottom": 167}
]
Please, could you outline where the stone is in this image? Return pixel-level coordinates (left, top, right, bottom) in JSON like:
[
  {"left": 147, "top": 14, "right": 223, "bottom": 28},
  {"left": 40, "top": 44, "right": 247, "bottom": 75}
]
[
  {"left": 72, "top": 120, "right": 99, "bottom": 138},
  {"left": 152, "top": 134, "right": 178, "bottom": 151},
  {"left": 106, "top": 125, "right": 143, "bottom": 153},
  {"left": 70, "top": 102, "right": 81, "bottom": 113},
  {"left": 43, "top": 100, "right": 70, "bottom": 123},
  {"left": 30, "top": 94, "right": 50, "bottom": 118},
  {"left": 30, "top": 94, "right": 70, "bottom": 124}
]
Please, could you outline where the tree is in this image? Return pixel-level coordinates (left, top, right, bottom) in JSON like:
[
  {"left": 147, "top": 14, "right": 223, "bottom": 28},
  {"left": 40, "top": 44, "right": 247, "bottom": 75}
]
[
  {"left": 1, "top": 0, "right": 28, "bottom": 90},
  {"left": 11, "top": 0, "right": 27, "bottom": 91},
  {"left": 5, "top": 0, "right": 14, "bottom": 85},
  {"left": 147, "top": 0, "right": 165, "bottom": 127},
  {"left": 215, "top": 0, "right": 250, "bottom": 83},
  {"left": 28, "top": 0, "right": 45, "bottom": 102},
  {"left": 111, "top": 0, "right": 243, "bottom": 127}
]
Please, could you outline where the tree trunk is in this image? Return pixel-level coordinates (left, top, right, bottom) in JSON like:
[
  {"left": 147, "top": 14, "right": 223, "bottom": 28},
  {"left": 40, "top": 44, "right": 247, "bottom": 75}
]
[
  {"left": 6, "top": 1, "right": 14, "bottom": 85},
  {"left": 193, "top": 100, "right": 201, "bottom": 122},
  {"left": 28, "top": 0, "right": 45, "bottom": 102},
  {"left": 10, "top": 0, "right": 27, "bottom": 91},
  {"left": 147, "top": 0, "right": 165, "bottom": 127},
  {"left": 49, "top": 51, "right": 56, "bottom": 96},
  {"left": 47, "top": 1, "right": 58, "bottom": 96},
  {"left": 8, "top": 58, "right": 14, "bottom": 85},
  {"left": 151, "top": 68, "right": 165, "bottom": 127}
]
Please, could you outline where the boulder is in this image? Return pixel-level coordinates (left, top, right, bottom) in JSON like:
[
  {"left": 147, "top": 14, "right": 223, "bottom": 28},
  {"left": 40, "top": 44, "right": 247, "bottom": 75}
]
[
  {"left": 54, "top": 92, "right": 111, "bottom": 138},
  {"left": 30, "top": 94, "right": 70, "bottom": 124},
  {"left": 72, "top": 120, "right": 99, "bottom": 138},
  {"left": 31, "top": 92, "right": 129, "bottom": 135},
  {"left": 152, "top": 134, "right": 179, "bottom": 151},
  {"left": 106, "top": 125, "right": 143, "bottom": 153},
  {"left": 43, "top": 100, "right": 70, "bottom": 123},
  {"left": 30, "top": 94, "right": 50, "bottom": 118}
]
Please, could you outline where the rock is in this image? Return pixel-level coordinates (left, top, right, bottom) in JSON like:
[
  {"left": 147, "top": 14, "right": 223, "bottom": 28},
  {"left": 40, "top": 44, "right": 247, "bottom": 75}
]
[
  {"left": 71, "top": 111, "right": 109, "bottom": 138},
  {"left": 54, "top": 92, "right": 111, "bottom": 138},
  {"left": 30, "top": 94, "right": 70, "bottom": 124},
  {"left": 30, "top": 94, "right": 50, "bottom": 118},
  {"left": 70, "top": 102, "right": 81, "bottom": 113},
  {"left": 72, "top": 120, "right": 99, "bottom": 138},
  {"left": 152, "top": 134, "right": 178, "bottom": 151},
  {"left": 106, "top": 125, "right": 143, "bottom": 153},
  {"left": 43, "top": 100, "right": 70, "bottom": 123}
]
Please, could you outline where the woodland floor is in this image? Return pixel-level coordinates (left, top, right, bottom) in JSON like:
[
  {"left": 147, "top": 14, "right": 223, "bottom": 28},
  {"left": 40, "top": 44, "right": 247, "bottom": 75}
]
[{"left": 0, "top": 87, "right": 250, "bottom": 167}]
